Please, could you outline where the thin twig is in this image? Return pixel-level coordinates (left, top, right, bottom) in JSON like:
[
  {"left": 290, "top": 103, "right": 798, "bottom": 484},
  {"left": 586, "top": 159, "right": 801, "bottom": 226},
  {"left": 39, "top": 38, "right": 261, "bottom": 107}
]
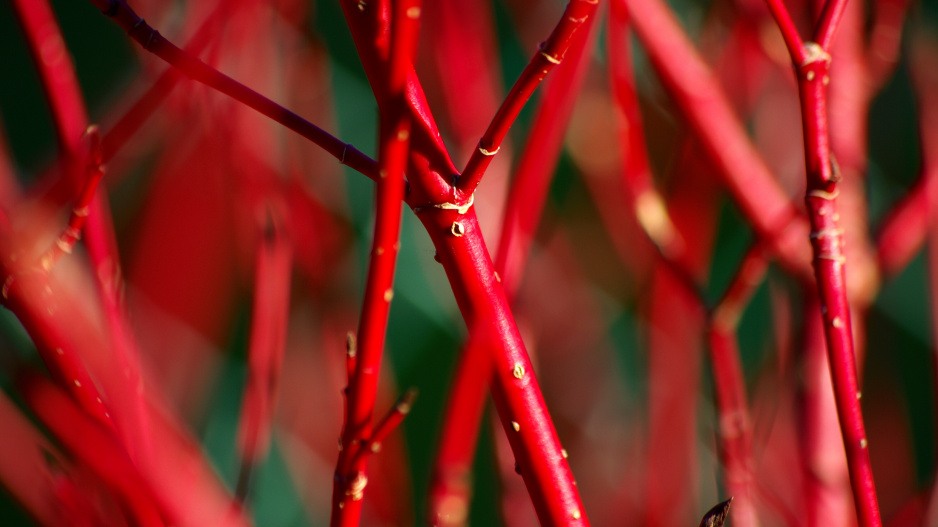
[{"left": 88, "top": 0, "right": 378, "bottom": 180}]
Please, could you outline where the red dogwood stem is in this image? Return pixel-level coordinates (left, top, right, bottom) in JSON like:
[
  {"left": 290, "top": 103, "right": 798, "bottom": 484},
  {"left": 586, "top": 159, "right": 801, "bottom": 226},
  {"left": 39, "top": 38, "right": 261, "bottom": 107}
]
[
  {"left": 707, "top": 246, "right": 768, "bottom": 527},
  {"left": 416, "top": 205, "right": 588, "bottom": 527},
  {"left": 796, "top": 42, "right": 882, "bottom": 527},
  {"left": 331, "top": 1, "right": 418, "bottom": 525},
  {"left": 89, "top": 0, "right": 378, "bottom": 181},
  {"left": 338, "top": 0, "right": 453, "bottom": 202},
  {"left": 458, "top": 0, "right": 599, "bottom": 196},
  {"left": 428, "top": 15, "right": 597, "bottom": 523}
]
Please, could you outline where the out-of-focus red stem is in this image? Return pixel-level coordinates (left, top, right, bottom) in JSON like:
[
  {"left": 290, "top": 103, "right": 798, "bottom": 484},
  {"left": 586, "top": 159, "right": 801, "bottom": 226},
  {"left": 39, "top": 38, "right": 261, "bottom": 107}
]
[
  {"left": 39, "top": 128, "right": 105, "bottom": 272},
  {"left": 100, "top": 0, "right": 225, "bottom": 163},
  {"left": 865, "top": 0, "right": 912, "bottom": 91},
  {"left": 23, "top": 376, "right": 165, "bottom": 527},
  {"left": 876, "top": 173, "right": 936, "bottom": 279},
  {"left": 331, "top": 1, "right": 418, "bottom": 524},
  {"left": 0, "top": 387, "right": 76, "bottom": 526},
  {"left": 88, "top": 0, "right": 378, "bottom": 180},
  {"left": 235, "top": 207, "right": 293, "bottom": 501},
  {"left": 417, "top": 206, "right": 588, "bottom": 526},
  {"left": 607, "top": 0, "right": 702, "bottom": 290},
  {"left": 428, "top": 14, "right": 597, "bottom": 524},
  {"left": 878, "top": 35, "right": 938, "bottom": 278},
  {"left": 457, "top": 0, "right": 599, "bottom": 197},
  {"left": 10, "top": 0, "right": 88, "bottom": 165},
  {"left": 621, "top": 0, "right": 813, "bottom": 280},
  {"left": 708, "top": 246, "right": 769, "bottom": 527}
]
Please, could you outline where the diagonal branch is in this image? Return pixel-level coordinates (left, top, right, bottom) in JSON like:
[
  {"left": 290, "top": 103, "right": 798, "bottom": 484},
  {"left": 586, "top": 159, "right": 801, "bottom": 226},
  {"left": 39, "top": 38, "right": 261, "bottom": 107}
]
[
  {"left": 87, "top": 0, "right": 378, "bottom": 181},
  {"left": 457, "top": 0, "right": 599, "bottom": 197}
]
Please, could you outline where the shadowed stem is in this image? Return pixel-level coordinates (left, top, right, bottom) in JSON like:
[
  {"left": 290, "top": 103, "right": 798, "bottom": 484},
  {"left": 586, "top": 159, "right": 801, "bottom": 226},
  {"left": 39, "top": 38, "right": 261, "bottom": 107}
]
[{"left": 88, "top": 0, "right": 378, "bottom": 180}]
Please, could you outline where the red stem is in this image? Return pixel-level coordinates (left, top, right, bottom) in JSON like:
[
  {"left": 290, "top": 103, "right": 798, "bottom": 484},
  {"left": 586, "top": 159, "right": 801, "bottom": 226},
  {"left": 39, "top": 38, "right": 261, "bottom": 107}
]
[
  {"left": 331, "top": 1, "right": 418, "bottom": 524},
  {"left": 416, "top": 206, "right": 588, "bottom": 526},
  {"left": 763, "top": 0, "right": 808, "bottom": 63},
  {"left": 88, "top": 0, "right": 378, "bottom": 181},
  {"left": 814, "top": 0, "right": 849, "bottom": 50},
  {"left": 457, "top": 0, "right": 599, "bottom": 197},
  {"left": 39, "top": 128, "right": 105, "bottom": 272},
  {"left": 796, "top": 45, "right": 882, "bottom": 527},
  {"left": 338, "top": 0, "right": 453, "bottom": 202}
]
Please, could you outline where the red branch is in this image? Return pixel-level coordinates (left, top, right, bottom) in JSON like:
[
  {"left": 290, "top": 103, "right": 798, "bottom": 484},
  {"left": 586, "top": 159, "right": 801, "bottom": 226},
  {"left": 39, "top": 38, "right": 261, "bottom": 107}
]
[
  {"left": 457, "top": 0, "right": 599, "bottom": 197},
  {"left": 417, "top": 206, "right": 588, "bottom": 526},
  {"left": 88, "top": 0, "right": 378, "bottom": 180},
  {"left": 428, "top": 13, "right": 598, "bottom": 524},
  {"left": 331, "top": 1, "right": 419, "bottom": 524},
  {"left": 759, "top": 0, "right": 882, "bottom": 520}
]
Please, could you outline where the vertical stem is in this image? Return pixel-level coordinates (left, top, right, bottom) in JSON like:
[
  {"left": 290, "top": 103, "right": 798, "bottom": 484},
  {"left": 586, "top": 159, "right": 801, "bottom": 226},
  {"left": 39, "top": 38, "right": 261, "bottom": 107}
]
[
  {"left": 331, "top": 1, "right": 418, "bottom": 524},
  {"left": 708, "top": 247, "right": 769, "bottom": 527},
  {"left": 797, "top": 45, "right": 882, "bottom": 527},
  {"left": 236, "top": 208, "right": 293, "bottom": 501}
]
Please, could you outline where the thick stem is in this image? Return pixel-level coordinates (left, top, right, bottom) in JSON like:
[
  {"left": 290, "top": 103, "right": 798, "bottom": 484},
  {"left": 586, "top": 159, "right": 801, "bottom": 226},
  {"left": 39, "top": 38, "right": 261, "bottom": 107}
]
[
  {"left": 338, "top": 0, "right": 453, "bottom": 202},
  {"left": 416, "top": 205, "right": 588, "bottom": 527}
]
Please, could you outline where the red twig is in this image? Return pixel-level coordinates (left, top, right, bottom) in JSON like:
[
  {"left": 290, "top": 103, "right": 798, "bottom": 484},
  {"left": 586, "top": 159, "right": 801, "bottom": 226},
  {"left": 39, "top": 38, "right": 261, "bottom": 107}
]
[
  {"left": 100, "top": 0, "right": 226, "bottom": 163},
  {"left": 331, "top": 1, "right": 419, "bottom": 524},
  {"left": 88, "top": 0, "right": 378, "bottom": 181},
  {"left": 352, "top": 388, "right": 418, "bottom": 468},
  {"left": 38, "top": 128, "right": 104, "bottom": 273},
  {"left": 763, "top": 0, "right": 807, "bottom": 63},
  {"left": 814, "top": 0, "right": 849, "bottom": 50},
  {"left": 457, "top": 0, "right": 599, "bottom": 197}
]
